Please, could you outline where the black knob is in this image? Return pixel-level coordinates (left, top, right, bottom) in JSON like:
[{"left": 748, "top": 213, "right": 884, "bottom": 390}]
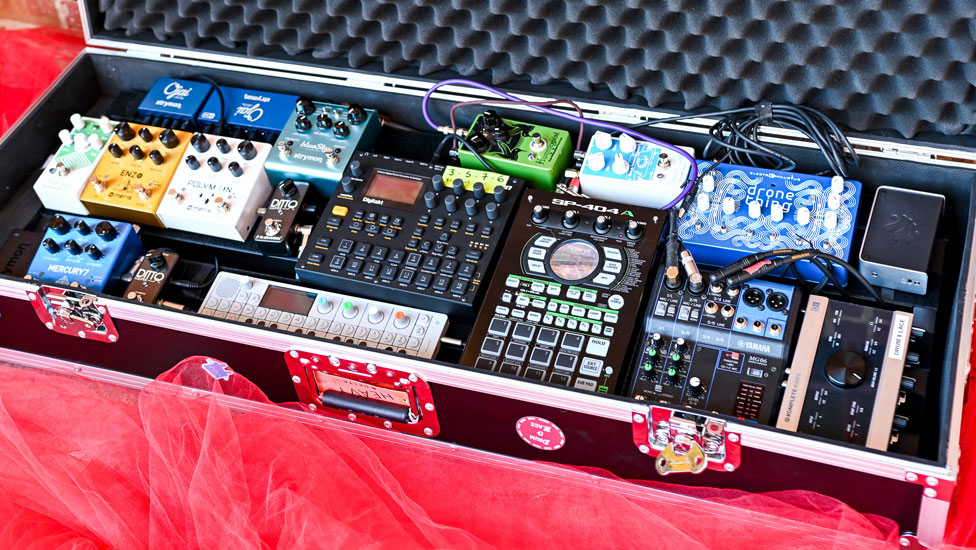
[
  {"left": 295, "top": 97, "right": 315, "bottom": 115},
  {"left": 424, "top": 191, "right": 438, "bottom": 209},
  {"left": 280, "top": 178, "right": 299, "bottom": 198},
  {"left": 594, "top": 215, "right": 611, "bottom": 234},
  {"left": 485, "top": 201, "right": 499, "bottom": 220},
  {"left": 191, "top": 133, "right": 210, "bottom": 153},
  {"left": 215, "top": 138, "right": 231, "bottom": 154},
  {"left": 316, "top": 113, "right": 332, "bottom": 129},
  {"left": 626, "top": 220, "right": 644, "bottom": 240},
  {"left": 452, "top": 179, "right": 465, "bottom": 197},
  {"left": 159, "top": 128, "right": 180, "bottom": 148},
  {"left": 687, "top": 377, "right": 705, "bottom": 398},
  {"left": 562, "top": 210, "right": 579, "bottom": 229},
  {"left": 147, "top": 250, "right": 167, "bottom": 270},
  {"left": 115, "top": 122, "right": 135, "bottom": 141},
  {"left": 42, "top": 238, "right": 60, "bottom": 253},
  {"left": 531, "top": 205, "right": 548, "bottom": 224},
  {"left": 185, "top": 155, "right": 200, "bottom": 170},
  {"left": 493, "top": 185, "right": 507, "bottom": 203},
  {"left": 340, "top": 176, "right": 355, "bottom": 194},
  {"left": 72, "top": 220, "right": 91, "bottom": 235},
  {"left": 464, "top": 198, "right": 478, "bottom": 217},
  {"left": 825, "top": 351, "right": 868, "bottom": 388},
  {"left": 295, "top": 115, "right": 311, "bottom": 131},
  {"left": 108, "top": 143, "right": 124, "bottom": 158},
  {"left": 84, "top": 244, "right": 102, "bottom": 260},
  {"left": 472, "top": 182, "right": 486, "bottom": 199},
  {"left": 333, "top": 121, "right": 349, "bottom": 137},
  {"left": 149, "top": 150, "right": 165, "bottom": 165},
  {"left": 207, "top": 157, "right": 222, "bottom": 172},
  {"left": 63, "top": 239, "right": 82, "bottom": 255},
  {"left": 349, "top": 160, "right": 363, "bottom": 177},
  {"left": 444, "top": 194, "right": 458, "bottom": 213},
  {"left": 129, "top": 145, "right": 145, "bottom": 160},
  {"left": 138, "top": 126, "right": 155, "bottom": 143},
  {"left": 237, "top": 140, "right": 256, "bottom": 160},
  {"left": 95, "top": 221, "right": 117, "bottom": 241},
  {"left": 347, "top": 104, "right": 366, "bottom": 124},
  {"left": 665, "top": 366, "right": 681, "bottom": 385},
  {"left": 892, "top": 415, "right": 909, "bottom": 431},
  {"left": 431, "top": 174, "right": 445, "bottom": 192},
  {"left": 48, "top": 215, "right": 70, "bottom": 235},
  {"left": 228, "top": 162, "right": 243, "bottom": 177}
]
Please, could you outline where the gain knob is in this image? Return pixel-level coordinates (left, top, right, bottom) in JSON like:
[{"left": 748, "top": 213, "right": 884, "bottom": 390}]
[
  {"left": 340, "top": 176, "right": 356, "bottom": 194},
  {"left": 472, "top": 182, "right": 486, "bottom": 199},
  {"left": 114, "top": 121, "right": 135, "bottom": 141},
  {"left": 108, "top": 143, "right": 124, "bottom": 158},
  {"left": 424, "top": 191, "right": 438, "bottom": 209},
  {"left": 333, "top": 121, "right": 349, "bottom": 137},
  {"left": 95, "top": 221, "right": 117, "bottom": 241},
  {"left": 228, "top": 162, "right": 243, "bottom": 177},
  {"left": 665, "top": 366, "right": 681, "bottom": 385},
  {"left": 347, "top": 104, "right": 367, "bottom": 124},
  {"left": 452, "top": 179, "right": 466, "bottom": 197},
  {"left": 184, "top": 155, "right": 200, "bottom": 170},
  {"left": 562, "top": 210, "right": 580, "bottom": 229},
  {"left": 464, "top": 198, "right": 478, "bottom": 217},
  {"left": 48, "top": 215, "right": 70, "bottom": 235},
  {"left": 367, "top": 305, "right": 384, "bottom": 324},
  {"left": 625, "top": 220, "right": 644, "bottom": 240},
  {"left": 159, "top": 128, "right": 180, "bottom": 148},
  {"left": 295, "top": 97, "right": 315, "bottom": 115},
  {"left": 84, "top": 244, "right": 102, "bottom": 260},
  {"left": 493, "top": 185, "right": 507, "bottom": 203},
  {"left": 687, "top": 376, "right": 705, "bottom": 398},
  {"left": 530, "top": 205, "right": 548, "bottom": 224},
  {"left": 149, "top": 150, "right": 165, "bottom": 165},
  {"left": 444, "top": 194, "right": 458, "bottom": 213},
  {"left": 485, "top": 202, "right": 499, "bottom": 220},
  {"left": 138, "top": 126, "right": 155, "bottom": 143},
  {"left": 191, "top": 133, "right": 210, "bottom": 152},
  {"left": 63, "top": 239, "right": 82, "bottom": 255},
  {"left": 207, "top": 157, "right": 222, "bottom": 172},
  {"left": 431, "top": 174, "right": 445, "bottom": 192},
  {"left": 349, "top": 160, "right": 363, "bottom": 177},
  {"left": 215, "top": 138, "right": 231, "bottom": 154},
  {"left": 824, "top": 351, "right": 868, "bottom": 388},
  {"left": 594, "top": 215, "right": 611, "bottom": 234},
  {"left": 128, "top": 145, "right": 145, "bottom": 160},
  {"left": 237, "top": 140, "right": 256, "bottom": 160},
  {"left": 316, "top": 113, "right": 332, "bottom": 129},
  {"left": 674, "top": 337, "right": 687, "bottom": 354},
  {"left": 295, "top": 115, "right": 312, "bottom": 131},
  {"left": 72, "top": 220, "right": 91, "bottom": 235},
  {"left": 41, "top": 238, "right": 59, "bottom": 253}
]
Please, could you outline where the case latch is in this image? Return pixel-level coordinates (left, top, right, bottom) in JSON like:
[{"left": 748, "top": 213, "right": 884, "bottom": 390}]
[
  {"left": 285, "top": 349, "right": 439, "bottom": 437},
  {"left": 28, "top": 286, "right": 118, "bottom": 342},
  {"left": 632, "top": 406, "right": 741, "bottom": 475}
]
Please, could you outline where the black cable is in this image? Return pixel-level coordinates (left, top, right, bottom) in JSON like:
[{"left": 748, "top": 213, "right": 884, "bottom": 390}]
[
  {"left": 444, "top": 133, "right": 495, "bottom": 171},
  {"left": 192, "top": 75, "right": 226, "bottom": 135}
]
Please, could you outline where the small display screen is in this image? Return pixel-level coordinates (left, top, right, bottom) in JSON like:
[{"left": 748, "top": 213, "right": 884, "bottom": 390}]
[
  {"left": 364, "top": 171, "right": 425, "bottom": 209},
  {"left": 548, "top": 239, "right": 601, "bottom": 281},
  {"left": 259, "top": 286, "right": 315, "bottom": 314}
]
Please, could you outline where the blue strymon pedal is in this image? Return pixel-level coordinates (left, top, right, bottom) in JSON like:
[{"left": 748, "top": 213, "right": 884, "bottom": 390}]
[
  {"left": 196, "top": 86, "right": 298, "bottom": 141},
  {"left": 137, "top": 78, "right": 214, "bottom": 126}
]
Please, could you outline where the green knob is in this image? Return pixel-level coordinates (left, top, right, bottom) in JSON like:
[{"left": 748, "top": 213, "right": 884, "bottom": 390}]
[
  {"left": 667, "top": 367, "right": 678, "bottom": 377},
  {"left": 343, "top": 301, "right": 353, "bottom": 310},
  {"left": 647, "top": 348, "right": 657, "bottom": 357},
  {"left": 643, "top": 363, "right": 653, "bottom": 371},
  {"left": 671, "top": 352, "right": 682, "bottom": 362}
]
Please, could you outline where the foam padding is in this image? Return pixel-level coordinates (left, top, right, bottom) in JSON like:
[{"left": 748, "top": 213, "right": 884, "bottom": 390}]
[{"left": 98, "top": 0, "right": 976, "bottom": 137}]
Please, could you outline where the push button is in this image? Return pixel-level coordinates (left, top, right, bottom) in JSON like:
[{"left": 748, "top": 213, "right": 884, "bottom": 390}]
[
  {"left": 415, "top": 272, "right": 433, "bottom": 289},
  {"left": 353, "top": 242, "right": 372, "bottom": 258},
  {"left": 549, "top": 373, "right": 571, "bottom": 386},
  {"left": 450, "top": 279, "right": 469, "bottom": 295},
  {"left": 481, "top": 338, "right": 503, "bottom": 356},
  {"left": 523, "top": 367, "right": 546, "bottom": 380},
  {"left": 512, "top": 323, "right": 535, "bottom": 341},
  {"left": 488, "top": 318, "right": 511, "bottom": 336},
  {"left": 363, "top": 262, "right": 381, "bottom": 277},
  {"left": 345, "top": 258, "right": 364, "bottom": 274},
  {"left": 332, "top": 205, "right": 349, "bottom": 216},
  {"left": 562, "top": 333, "right": 584, "bottom": 351},
  {"left": 422, "top": 256, "right": 440, "bottom": 271},
  {"left": 389, "top": 250, "right": 405, "bottom": 264},
  {"left": 440, "top": 259, "right": 458, "bottom": 275},
  {"left": 397, "top": 269, "right": 415, "bottom": 284},
  {"left": 499, "top": 363, "right": 521, "bottom": 376},
  {"left": 505, "top": 342, "right": 528, "bottom": 361},
  {"left": 370, "top": 246, "right": 388, "bottom": 261},
  {"left": 337, "top": 239, "right": 355, "bottom": 254},
  {"left": 406, "top": 253, "right": 423, "bottom": 268},
  {"left": 537, "top": 328, "right": 559, "bottom": 346},
  {"left": 458, "top": 263, "right": 477, "bottom": 279},
  {"left": 529, "top": 348, "right": 552, "bottom": 367},
  {"left": 554, "top": 353, "right": 577, "bottom": 371},
  {"left": 380, "top": 265, "right": 398, "bottom": 281},
  {"left": 432, "top": 276, "right": 451, "bottom": 292},
  {"left": 329, "top": 255, "right": 346, "bottom": 270}
]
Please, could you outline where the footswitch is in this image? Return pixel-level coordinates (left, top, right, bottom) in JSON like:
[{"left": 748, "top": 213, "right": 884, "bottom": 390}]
[
  {"left": 263, "top": 98, "right": 381, "bottom": 196},
  {"left": 155, "top": 133, "right": 272, "bottom": 241},
  {"left": 578, "top": 131, "right": 692, "bottom": 208},
  {"left": 678, "top": 162, "right": 862, "bottom": 283},
  {"left": 26, "top": 214, "right": 143, "bottom": 292},
  {"left": 777, "top": 296, "right": 914, "bottom": 450},
  {"left": 200, "top": 272, "right": 448, "bottom": 358},
  {"left": 459, "top": 191, "right": 665, "bottom": 392},
  {"left": 296, "top": 152, "right": 526, "bottom": 319},
  {"left": 196, "top": 86, "right": 298, "bottom": 142},
  {"left": 628, "top": 266, "right": 801, "bottom": 423},
  {"left": 79, "top": 123, "right": 193, "bottom": 227},
  {"left": 33, "top": 114, "right": 118, "bottom": 215},
  {"left": 137, "top": 78, "right": 213, "bottom": 129}
]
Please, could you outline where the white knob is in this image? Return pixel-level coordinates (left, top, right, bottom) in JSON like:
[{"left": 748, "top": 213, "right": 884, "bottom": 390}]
[
  {"left": 796, "top": 207, "right": 811, "bottom": 226},
  {"left": 824, "top": 210, "right": 838, "bottom": 230},
  {"left": 58, "top": 129, "right": 72, "bottom": 146},
  {"left": 831, "top": 175, "right": 845, "bottom": 194},
  {"left": 702, "top": 174, "right": 716, "bottom": 193},
  {"left": 593, "top": 132, "right": 613, "bottom": 150},
  {"left": 73, "top": 133, "right": 90, "bottom": 152},
  {"left": 827, "top": 193, "right": 841, "bottom": 210},
  {"left": 367, "top": 305, "right": 384, "bottom": 324},
  {"left": 618, "top": 134, "right": 637, "bottom": 153},
  {"left": 241, "top": 278, "right": 253, "bottom": 290},
  {"left": 69, "top": 113, "right": 84, "bottom": 131},
  {"left": 98, "top": 116, "right": 114, "bottom": 133},
  {"left": 696, "top": 193, "right": 710, "bottom": 211},
  {"left": 587, "top": 151, "right": 605, "bottom": 171},
  {"left": 770, "top": 202, "right": 784, "bottom": 222},
  {"left": 748, "top": 200, "right": 761, "bottom": 219},
  {"left": 722, "top": 197, "right": 736, "bottom": 216},
  {"left": 612, "top": 154, "right": 629, "bottom": 175},
  {"left": 88, "top": 134, "right": 103, "bottom": 149}
]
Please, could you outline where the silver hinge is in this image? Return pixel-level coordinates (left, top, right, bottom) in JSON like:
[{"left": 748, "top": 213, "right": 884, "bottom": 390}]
[
  {"left": 28, "top": 286, "right": 119, "bottom": 342},
  {"left": 633, "top": 406, "right": 741, "bottom": 475}
]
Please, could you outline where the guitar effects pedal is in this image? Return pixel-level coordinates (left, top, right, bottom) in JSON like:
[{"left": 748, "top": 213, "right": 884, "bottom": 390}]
[
  {"left": 26, "top": 214, "right": 143, "bottom": 292},
  {"left": 196, "top": 85, "right": 297, "bottom": 142},
  {"left": 137, "top": 78, "right": 213, "bottom": 129},
  {"left": 79, "top": 123, "right": 193, "bottom": 227},
  {"left": 122, "top": 249, "right": 179, "bottom": 304},
  {"left": 263, "top": 98, "right": 381, "bottom": 196},
  {"left": 33, "top": 114, "right": 118, "bottom": 215},
  {"left": 252, "top": 179, "right": 314, "bottom": 256},
  {"left": 296, "top": 152, "right": 526, "bottom": 318},
  {"left": 200, "top": 272, "right": 448, "bottom": 358},
  {"left": 459, "top": 192, "right": 665, "bottom": 393},
  {"left": 155, "top": 133, "right": 272, "bottom": 241}
]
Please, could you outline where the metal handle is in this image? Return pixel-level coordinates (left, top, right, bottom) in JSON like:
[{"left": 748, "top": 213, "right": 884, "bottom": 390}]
[{"left": 319, "top": 390, "right": 411, "bottom": 424}]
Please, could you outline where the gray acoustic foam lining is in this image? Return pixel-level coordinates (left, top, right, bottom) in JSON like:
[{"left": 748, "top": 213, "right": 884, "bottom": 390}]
[{"left": 98, "top": 0, "right": 976, "bottom": 138}]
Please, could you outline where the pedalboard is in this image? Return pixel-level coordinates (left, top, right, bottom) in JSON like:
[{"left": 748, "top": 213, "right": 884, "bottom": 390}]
[
  {"left": 122, "top": 249, "right": 179, "bottom": 304},
  {"left": 296, "top": 152, "right": 526, "bottom": 318},
  {"left": 196, "top": 85, "right": 298, "bottom": 142},
  {"left": 577, "top": 131, "right": 693, "bottom": 209},
  {"left": 678, "top": 162, "right": 862, "bottom": 283},
  {"left": 26, "top": 214, "right": 143, "bottom": 292},
  {"left": 155, "top": 133, "right": 272, "bottom": 241},
  {"left": 459, "top": 110, "right": 573, "bottom": 191},
  {"left": 0, "top": 230, "right": 42, "bottom": 278},
  {"left": 459, "top": 191, "right": 665, "bottom": 392},
  {"left": 33, "top": 114, "right": 118, "bottom": 215},
  {"left": 777, "top": 296, "right": 915, "bottom": 450},
  {"left": 263, "top": 98, "right": 381, "bottom": 196},
  {"left": 628, "top": 265, "right": 801, "bottom": 423},
  {"left": 199, "top": 272, "right": 448, "bottom": 358},
  {"left": 252, "top": 179, "right": 315, "bottom": 256},
  {"left": 136, "top": 78, "right": 213, "bottom": 129},
  {"left": 80, "top": 122, "right": 193, "bottom": 227}
]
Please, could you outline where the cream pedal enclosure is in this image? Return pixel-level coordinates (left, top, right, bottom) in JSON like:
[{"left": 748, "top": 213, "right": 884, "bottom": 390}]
[{"left": 33, "top": 114, "right": 117, "bottom": 215}]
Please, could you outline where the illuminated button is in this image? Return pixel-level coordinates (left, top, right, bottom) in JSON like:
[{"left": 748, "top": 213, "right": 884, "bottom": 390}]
[
  {"left": 562, "top": 333, "right": 584, "bottom": 351},
  {"left": 559, "top": 304, "right": 571, "bottom": 314},
  {"left": 512, "top": 323, "right": 535, "bottom": 341},
  {"left": 579, "top": 321, "right": 590, "bottom": 332},
  {"left": 332, "top": 205, "right": 349, "bottom": 216},
  {"left": 488, "top": 318, "right": 511, "bottom": 337},
  {"left": 603, "top": 247, "right": 622, "bottom": 261},
  {"left": 481, "top": 338, "right": 503, "bottom": 356},
  {"left": 571, "top": 306, "right": 586, "bottom": 317},
  {"left": 607, "top": 295, "right": 624, "bottom": 310},
  {"left": 505, "top": 342, "right": 529, "bottom": 361},
  {"left": 530, "top": 282, "right": 545, "bottom": 293},
  {"left": 554, "top": 353, "right": 577, "bottom": 371},
  {"left": 546, "top": 285, "right": 560, "bottom": 296},
  {"left": 535, "top": 236, "right": 557, "bottom": 248},
  {"left": 529, "top": 348, "right": 552, "bottom": 367},
  {"left": 587, "top": 310, "right": 602, "bottom": 321}
]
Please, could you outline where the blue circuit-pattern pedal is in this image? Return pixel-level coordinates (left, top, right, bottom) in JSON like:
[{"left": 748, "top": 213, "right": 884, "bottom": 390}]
[
  {"left": 263, "top": 98, "right": 381, "bottom": 196},
  {"left": 196, "top": 86, "right": 298, "bottom": 141},
  {"left": 26, "top": 214, "right": 143, "bottom": 292},
  {"left": 678, "top": 162, "right": 862, "bottom": 283}
]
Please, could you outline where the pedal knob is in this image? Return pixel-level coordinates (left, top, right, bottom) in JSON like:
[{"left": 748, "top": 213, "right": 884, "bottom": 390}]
[
  {"left": 796, "top": 206, "right": 811, "bottom": 226},
  {"left": 824, "top": 210, "right": 838, "bottom": 230},
  {"left": 424, "top": 191, "right": 437, "bottom": 209},
  {"left": 349, "top": 160, "right": 363, "bottom": 177},
  {"left": 619, "top": 134, "right": 637, "bottom": 154},
  {"left": 464, "top": 198, "right": 478, "bottom": 217},
  {"left": 770, "top": 202, "right": 784, "bottom": 222},
  {"left": 340, "top": 176, "right": 356, "bottom": 194},
  {"left": 341, "top": 300, "right": 359, "bottom": 319},
  {"left": 228, "top": 162, "right": 243, "bottom": 177},
  {"left": 184, "top": 155, "right": 200, "bottom": 170},
  {"left": 696, "top": 193, "right": 710, "bottom": 211},
  {"left": 159, "top": 128, "right": 180, "bottom": 148},
  {"left": 431, "top": 174, "right": 445, "bottom": 192},
  {"left": 149, "top": 150, "right": 165, "bottom": 165},
  {"left": 63, "top": 239, "right": 82, "bottom": 255},
  {"left": 562, "top": 210, "right": 579, "bottom": 229},
  {"left": 688, "top": 376, "right": 705, "bottom": 397},
  {"left": 333, "top": 121, "right": 349, "bottom": 137},
  {"left": 393, "top": 310, "right": 409, "bottom": 329},
  {"left": 444, "top": 194, "right": 458, "bottom": 213},
  {"left": 47, "top": 215, "right": 70, "bottom": 235},
  {"left": 215, "top": 138, "right": 231, "bottom": 154},
  {"left": 316, "top": 113, "right": 333, "bottom": 129},
  {"left": 72, "top": 220, "right": 91, "bottom": 235},
  {"left": 147, "top": 250, "right": 166, "bottom": 270},
  {"left": 722, "top": 197, "right": 736, "bottom": 216},
  {"left": 73, "top": 133, "right": 90, "bottom": 152},
  {"left": 493, "top": 185, "right": 507, "bottom": 203},
  {"left": 128, "top": 145, "right": 145, "bottom": 160},
  {"left": 58, "top": 129, "right": 73, "bottom": 146},
  {"left": 135, "top": 184, "right": 151, "bottom": 200},
  {"left": 295, "top": 115, "right": 311, "bottom": 131},
  {"left": 69, "top": 113, "right": 85, "bottom": 130},
  {"left": 95, "top": 221, "right": 117, "bottom": 241},
  {"left": 452, "top": 179, "right": 465, "bottom": 197},
  {"left": 280, "top": 178, "right": 299, "bottom": 198},
  {"left": 138, "top": 126, "right": 155, "bottom": 143},
  {"left": 827, "top": 192, "right": 841, "bottom": 210},
  {"left": 42, "top": 238, "right": 60, "bottom": 253},
  {"left": 84, "top": 244, "right": 102, "bottom": 260},
  {"left": 98, "top": 116, "right": 114, "bottom": 133},
  {"left": 347, "top": 104, "right": 367, "bottom": 125},
  {"left": 367, "top": 305, "right": 384, "bottom": 324},
  {"left": 611, "top": 154, "right": 630, "bottom": 175},
  {"left": 295, "top": 97, "right": 316, "bottom": 115},
  {"left": 702, "top": 173, "right": 716, "bottom": 193},
  {"left": 593, "top": 131, "right": 613, "bottom": 150},
  {"left": 831, "top": 175, "right": 845, "bottom": 194},
  {"left": 626, "top": 220, "right": 644, "bottom": 240},
  {"left": 191, "top": 132, "right": 210, "bottom": 153},
  {"left": 594, "top": 215, "right": 611, "bottom": 234},
  {"left": 115, "top": 121, "right": 135, "bottom": 141},
  {"left": 237, "top": 140, "right": 256, "bottom": 160},
  {"left": 748, "top": 200, "right": 761, "bottom": 219},
  {"left": 87, "top": 134, "right": 103, "bottom": 149},
  {"left": 472, "top": 182, "right": 486, "bottom": 199},
  {"left": 485, "top": 202, "right": 499, "bottom": 221},
  {"left": 587, "top": 151, "right": 606, "bottom": 171},
  {"left": 207, "top": 157, "right": 222, "bottom": 172},
  {"left": 531, "top": 205, "right": 548, "bottom": 224}
]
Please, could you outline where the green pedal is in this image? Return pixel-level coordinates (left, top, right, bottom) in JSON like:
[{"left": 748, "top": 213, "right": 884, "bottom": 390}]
[{"left": 458, "top": 111, "right": 572, "bottom": 191}]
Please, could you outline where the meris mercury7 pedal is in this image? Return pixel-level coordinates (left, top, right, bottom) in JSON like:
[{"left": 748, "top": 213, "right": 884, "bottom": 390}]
[
  {"left": 33, "top": 114, "right": 118, "bottom": 215},
  {"left": 459, "top": 192, "right": 665, "bottom": 393},
  {"left": 155, "top": 133, "right": 272, "bottom": 241},
  {"left": 296, "top": 152, "right": 526, "bottom": 319},
  {"left": 80, "top": 122, "right": 193, "bottom": 227},
  {"left": 25, "top": 214, "right": 143, "bottom": 292},
  {"left": 263, "top": 98, "right": 381, "bottom": 196}
]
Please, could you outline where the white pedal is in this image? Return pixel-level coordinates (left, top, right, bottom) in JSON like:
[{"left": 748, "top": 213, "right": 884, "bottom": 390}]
[
  {"left": 33, "top": 115, "right": 118, "bottom": 215},
  {"left": 156, "top": 134, "right": 272, "bottom": 241}
]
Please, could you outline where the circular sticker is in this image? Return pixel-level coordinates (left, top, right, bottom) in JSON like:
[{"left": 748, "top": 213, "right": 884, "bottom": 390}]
[{"left": 515, "top": 416, "right": 566, "bottom": 451}]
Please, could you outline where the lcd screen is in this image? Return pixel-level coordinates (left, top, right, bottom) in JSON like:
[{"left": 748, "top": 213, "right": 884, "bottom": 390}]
[
  {"left": 365, "top": 171, "right": 425, "bottom": 209},
  {"left": 258, "top": 286, "right": 315, "bottom": 314}
]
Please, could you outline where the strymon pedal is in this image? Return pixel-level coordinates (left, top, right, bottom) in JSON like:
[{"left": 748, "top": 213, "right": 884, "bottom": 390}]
[
  {"left": 628, "top": 265, "right": 801, "bottom": 423},
  {"left": 155, "top": 133, "right": 272, "bottom": 241},
  {"left": 196, "top": 85, "right": 297, "bottom": 142},
  {"left": 777, "top": 296, "right": 914, "bottom": 450},
  {"left": 33, "top": 114, "right": 117, "bottom": 215},
  {"left": 678, "top": 162, "right": 862, "bottom": 283},
  {"left": 263, "top": 98, "right": 381, "bottom": 196},
  {"left": 137, "top": 78, "right": 213, "bottom": 129},
  {"left": 296, "top": 153, "right": 526, "bottom": 318},
  {"left": 459, "top": 192, "right": 665, "bottom": 392},
  {"left": 80, "top": 123, "right": 192, "bottom": 227},
  {"left": 252, "top": 179, "right": 314, "bottom": 256},
  {"left": 200, "top": 272, "right": 448, "bottom": 358},
  {"left": 26, "top": 214, "right": 143, "bottom": 292}
]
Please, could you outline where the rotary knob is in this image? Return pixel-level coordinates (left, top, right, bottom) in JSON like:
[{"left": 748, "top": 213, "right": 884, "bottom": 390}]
[
  {"left": 147, "top": 250, "right": 166, "bottom": 269},
  {"left": 315, "top": 296, "right": 334, "bottom": 314},
  {"left": 159, "top": 128, "right": 180, "bottom": 148},
  {"left": 95, "top": 221, "right": 117, "bottom": 241},
  {"left": 237, "top": 140, "right": 256, "bottom": 160},
  {"left": 207, "top": 157, "right": 222, "bottom": 172},
  {"left": 665, "top": 366, "right": 681, "bottom": 385},
  {"left": 295, "top": 97, "right": 315, "bottom": 115},
  {"left": 340, "top": 176, "right": 356, "bottom": 194},
  {"left": 341, "top": 300, "right": 359, "bottom": 319},
  {"left": 347, "top": 104, "right": 367, "bottom": 124},
  {"left": 393, "top": 310, "right": 409, "bottom": 329},
  {"left": 280, "top": 179, "right": 299, "bottom": 198},
  {"left": 48, "top": 215, "right": 70, "bottom": 235},
  {"left": 138, "top": 126, "right": 155, "bottom": 143},
  {"left": 594, "top": 215, "right": 611, "bottom": 234},
  {"left": 72, "top": 220, "right": 91, "bottom": 235},
  {"left": 493, "top": 185, "right": 507, "bottom": 203},
  {"left": 431, "top": 174, "right": 445, "bottom": 192},
  {"left": 444, "top": 194, "right": 458, "bottom": 213},
  {"left": 349, "top": 160, "right": 363, "bottom": 177},
  {"left": 115, "top": 121, "right": 135, "bottom": 141},
  {"left": 626, "top": 220, "right": 644, "bottom": 240},
  {"left": 108, "top": 143, "right": 124, "bottom": 158},
  {"left": 562, "top": 210, "right": 580, "bottom": 229},
  {"left": 84, "top": 244, "right": 102, "bottom": 260},
  {"left": 316, "top": 113, "right": 332, "bottom": 129},
  {"left": 824, "top": 351, "right": 868, "bottom": 388},
  {"left": 485, "top": 202, "right": 499, "bottom": 220},
  {"left": 184, "top": 155, "right": 200, "bottom": 170},
  {"left": 333, "top": 121, "right": 349, "bottom": 137},
  {"left": 367, "top": 305, "right": 384, "bottom": 324},
  {"left": 228, "top": 162, "right": 243, "bottom": 177},
  {"left": 63, "top": 239, "right": 82, "bottom": 255},
  {"left": 464, "top": 198, "right": 478, "bottom": 217},
  {"left": 674, "top": 337, "right": 687, "bottom": 354},
  {"left": 530, "top": 205, "right": 548, "bottom": 224},
  {"left": 129, "top": 145, "right": 145, "bottom": 160},
  {"left": 41, "top": 238, "right": 60, "bottom": 253},
  {"left": 191, "top": 133, "right": 210, "bottom": 153},
  {"left": 472, "top": 182, "right": 486, "bottom": 199},
  {"left": 687, "top": 376, "right": 705, "bottom": 398},
  {"left": 424, "top": 191, "right": 438, "bottom": 209},
  {"left": 149, "top": 150, "right": 165, "bottom": 165},
  {"left": 295, "top": 115, "right": 312, "bottom": 131},
  {"left": 452, "top": 179, "right": 465, "bottom": 197},
  {"left": 215, "top": 138, "right": 231, "bottom": 154}
]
